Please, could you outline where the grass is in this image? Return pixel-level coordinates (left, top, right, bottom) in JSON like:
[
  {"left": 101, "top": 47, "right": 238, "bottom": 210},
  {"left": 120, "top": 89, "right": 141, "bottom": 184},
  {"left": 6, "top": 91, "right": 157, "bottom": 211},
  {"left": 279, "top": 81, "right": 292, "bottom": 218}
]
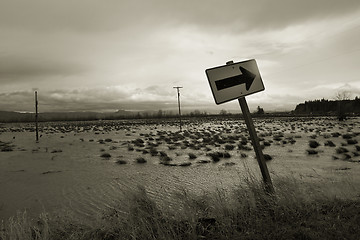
[
  {"left": 116, "top": 160, "right": 127, "bottom": 164},
  {"left": 224, "top": 144, "right": 235, "bottom": 151},
  {"left": 1, "top": 176, "right": 360, "bottom": 240},
  {"left": 308, "top": 140, "right": 320, "bottom": 148},
  {"left": 347, "top": 139, "right": 358, "bottom": 145},
  {"left": 307, "top": 149, "right": 318, "bottom": 155},
  {"left": 136, "top": 157, "right": 147, "bottom": 163},
  {"left": 0, "top": 141, "right": 15, "bottom": 152},
  {"left": 336, "top": 147, "right": 349, "bottom": 154},
  {"left": 207, "top": 151, "right": 231, "bottom": 162},
  {"left": 100, "top": 153, "right": 111, "bottom": 159},
  {"left": 188, "top": 153, "right": 197, "bottom": 159}
]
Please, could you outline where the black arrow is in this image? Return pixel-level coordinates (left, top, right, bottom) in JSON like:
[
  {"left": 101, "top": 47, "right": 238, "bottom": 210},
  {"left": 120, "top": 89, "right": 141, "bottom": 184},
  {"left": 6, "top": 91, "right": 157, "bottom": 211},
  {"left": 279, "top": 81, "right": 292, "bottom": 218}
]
[{"left": 215, "top": 66, "right": 256, "bottom": 91}]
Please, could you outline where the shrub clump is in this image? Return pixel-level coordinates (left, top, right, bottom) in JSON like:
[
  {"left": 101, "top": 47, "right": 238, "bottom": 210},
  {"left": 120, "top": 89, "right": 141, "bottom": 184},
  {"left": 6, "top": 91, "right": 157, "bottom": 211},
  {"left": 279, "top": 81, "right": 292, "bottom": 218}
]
[
  {"left": 263, "top": 154, "right": 273, "bottom": 161},
  {"left": 208, "top": 153, "right": 220, "bottom": 162},
  {"left": 223, "top": 152, "right": 231, "bottom": 158},
  {"left": 347, "top": 139, "right": 358, "bottom": 145},
  {"left": 132, "top": 138, "right": 145, "bottom": 147},
  {"left": 342, "top": 134, "right": 353, "bottom": 139},
  {"left": 116, "top": 160, "right": 127, "bottom": 164},
  {"left": 0, "top": 141, "right": 15, "bottom": 152},
  {"left": 307, "top": 149, "right": 318, "bottom": 155},
  {"left": 161, "top": 155, "right": 172, "bottom": 161},
  {"left": 179, "top": 162, "right": 192, "bottom": 167},
  {"left": 150, "top": 148, "right": 158, "bottom": 156},
  {"left": 336, "top": 147, "right": 349, "bottom": 154},
  {"left": 136, "top": 157, "right": 147, "bottom": 164},
  {"left": 100, "top": 153, "right": 111, "bottom": 159},
  {"left": 238, "top": 144, "right": 252, "bottom": 151},
  {"left": 309, "top": 140, "right": 320, "bottom": 148},
  {"left": 188, "top": 153, "right": 197, "bottom": 159},
  {"left": 207, "top": 151, "right": 231, "bottom": 162},
  {"left": 324, "top": 140, "right": 336, "bottom": 147},
  {"left": 224, "top": 144, "right": 235, "bottom": 151}
]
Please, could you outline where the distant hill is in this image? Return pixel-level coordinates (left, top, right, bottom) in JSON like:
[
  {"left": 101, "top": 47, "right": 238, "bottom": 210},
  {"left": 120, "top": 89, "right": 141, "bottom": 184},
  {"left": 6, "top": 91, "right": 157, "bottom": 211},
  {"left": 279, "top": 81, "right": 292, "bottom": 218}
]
[
  {"left": 294, "top": 98, "right": 360, "bottom": 115},
  {"left": 2, "top": 98, "right": 360, "bottom": 123},
  {"left": 0, "top": 110, "right": 136, "bottom": 123},
  {"left": 0, "top": 111, "right": 35, "bottom": 122}
]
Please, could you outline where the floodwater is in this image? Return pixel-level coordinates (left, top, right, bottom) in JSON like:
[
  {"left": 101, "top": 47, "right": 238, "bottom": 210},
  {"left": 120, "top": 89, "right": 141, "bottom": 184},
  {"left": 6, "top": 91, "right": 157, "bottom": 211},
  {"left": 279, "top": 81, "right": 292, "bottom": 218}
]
[{"left": 0, "top": 116, "right": 359, "bottom": 221}]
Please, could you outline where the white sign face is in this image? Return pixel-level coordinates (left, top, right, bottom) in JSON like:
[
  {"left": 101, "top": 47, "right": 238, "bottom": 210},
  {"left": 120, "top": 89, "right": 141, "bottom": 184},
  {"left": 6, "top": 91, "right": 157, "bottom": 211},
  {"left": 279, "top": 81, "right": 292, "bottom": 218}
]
[{"left": 205, "top": 59, "right": 265, "bottom": 104}]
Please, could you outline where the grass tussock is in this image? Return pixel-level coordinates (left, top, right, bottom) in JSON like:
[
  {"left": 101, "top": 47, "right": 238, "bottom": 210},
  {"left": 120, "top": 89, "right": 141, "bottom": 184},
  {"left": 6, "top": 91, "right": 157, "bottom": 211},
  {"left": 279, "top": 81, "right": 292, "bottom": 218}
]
[
  {"left": 100, "top": 153, "right": 111, "bottom": 159},
  {"left": 1, "top": 176, "right": 360, "bottom": 240},
  {"left": 0, "top": 141, "right": 15, "bottom": 152}
]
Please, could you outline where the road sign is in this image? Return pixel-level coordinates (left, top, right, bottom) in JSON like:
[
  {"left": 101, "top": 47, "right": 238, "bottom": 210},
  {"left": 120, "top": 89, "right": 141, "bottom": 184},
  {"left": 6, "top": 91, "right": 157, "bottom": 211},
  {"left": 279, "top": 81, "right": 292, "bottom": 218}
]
[
  {"left": 205, "top": 59, "right": 264, "bottom": 104},
  {"left": 205, "top": 60, "right": 274, "bottom": 193}
]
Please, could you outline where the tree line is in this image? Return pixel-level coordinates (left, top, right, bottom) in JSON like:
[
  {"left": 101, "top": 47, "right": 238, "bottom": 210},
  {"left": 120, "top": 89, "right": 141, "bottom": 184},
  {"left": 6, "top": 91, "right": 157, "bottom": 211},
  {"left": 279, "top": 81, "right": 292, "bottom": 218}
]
[{"left": 294, "top": 97, "right": 360, "bottom": 116}]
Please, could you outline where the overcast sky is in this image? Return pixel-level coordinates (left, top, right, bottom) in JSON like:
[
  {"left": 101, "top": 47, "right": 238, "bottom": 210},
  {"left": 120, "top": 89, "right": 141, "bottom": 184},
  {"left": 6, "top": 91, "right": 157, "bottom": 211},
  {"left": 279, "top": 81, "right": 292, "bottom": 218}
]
[{"left": 1, "top": 0, "right": 359, "bottom": 113}]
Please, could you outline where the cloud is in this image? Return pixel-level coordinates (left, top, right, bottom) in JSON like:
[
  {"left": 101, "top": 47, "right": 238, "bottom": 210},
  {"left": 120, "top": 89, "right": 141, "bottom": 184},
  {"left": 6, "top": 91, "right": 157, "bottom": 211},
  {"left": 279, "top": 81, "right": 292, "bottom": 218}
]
[
  {"left": 1, "top": 0, "right": 359, "bottom": 33},
  {"left": 0, "top": 86, "right": 177, "bottom": 112},
  {"left": 0, "top": 55, "right": 87, "bottom": 82},
  {"left": 1, "top": 80, "right": 359, "bottom": 113},
  {"left": 0, "top": 91, "right": 35, "bottom": 111},
  {"left": 0, "top": 1, "right": 359, "bottom": 113}
]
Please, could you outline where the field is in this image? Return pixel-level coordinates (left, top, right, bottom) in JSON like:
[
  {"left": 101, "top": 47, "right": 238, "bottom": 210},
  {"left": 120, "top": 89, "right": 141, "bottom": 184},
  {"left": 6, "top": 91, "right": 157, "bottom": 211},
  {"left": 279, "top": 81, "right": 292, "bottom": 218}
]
[{"left": 0, "top": 116, "right": 360, "bottom": 239}]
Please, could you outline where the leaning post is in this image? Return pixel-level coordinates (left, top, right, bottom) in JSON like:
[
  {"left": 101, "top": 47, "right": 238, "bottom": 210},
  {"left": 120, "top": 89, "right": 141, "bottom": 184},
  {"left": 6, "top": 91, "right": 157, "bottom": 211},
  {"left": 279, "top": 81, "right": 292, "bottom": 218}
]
[
  {"left": 238, "top": 97, "right": 274, "bottom": 193},
  {"left": 205, "top": 59, "right": 274, "bottom": 194},
  {"left": 226, "top": 60, "right": 274, "bottom": 193}
]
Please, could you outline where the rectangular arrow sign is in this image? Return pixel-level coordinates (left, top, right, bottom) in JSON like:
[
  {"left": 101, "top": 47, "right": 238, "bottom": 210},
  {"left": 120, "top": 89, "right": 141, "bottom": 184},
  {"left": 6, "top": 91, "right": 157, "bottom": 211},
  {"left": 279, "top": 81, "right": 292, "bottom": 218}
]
[{"left": 205, "top": 59, "right": 265, "bottom": 104}]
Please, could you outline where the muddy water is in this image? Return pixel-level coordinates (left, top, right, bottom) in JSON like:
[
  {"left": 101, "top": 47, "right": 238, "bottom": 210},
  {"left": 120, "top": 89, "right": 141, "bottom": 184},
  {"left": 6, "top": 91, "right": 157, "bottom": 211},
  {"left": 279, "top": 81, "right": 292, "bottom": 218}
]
[{"left": 0, "top": 117, "right": 359, "bottom": 221}]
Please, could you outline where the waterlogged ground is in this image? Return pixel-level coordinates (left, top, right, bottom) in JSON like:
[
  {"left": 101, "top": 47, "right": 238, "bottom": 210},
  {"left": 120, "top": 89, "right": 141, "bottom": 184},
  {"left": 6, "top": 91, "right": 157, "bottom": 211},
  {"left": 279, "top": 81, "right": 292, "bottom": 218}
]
[{"left": 0, "top": 116, "right": 359, "bottom": 221}]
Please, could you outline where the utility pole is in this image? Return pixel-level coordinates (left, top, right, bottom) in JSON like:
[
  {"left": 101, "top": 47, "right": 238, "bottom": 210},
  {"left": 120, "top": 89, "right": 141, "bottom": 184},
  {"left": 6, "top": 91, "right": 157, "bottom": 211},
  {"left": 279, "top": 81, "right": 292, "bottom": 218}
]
[
  {"left": 35, "top": 90, "right": 39, "bottom": 142},
  {"left": 173, "top": 86, "right": 183, "bottom": 131}
]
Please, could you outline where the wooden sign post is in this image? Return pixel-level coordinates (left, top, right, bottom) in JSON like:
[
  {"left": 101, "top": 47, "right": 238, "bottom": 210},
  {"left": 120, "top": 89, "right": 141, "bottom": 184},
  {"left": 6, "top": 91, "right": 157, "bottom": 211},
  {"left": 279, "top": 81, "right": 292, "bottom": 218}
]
[
  {"left": 35, "top": 91, "right": 39, "bottom": 143},
  {"left": 206, "top": 60, "right": 274, "bottom": 193},
  {"left": 238, "top": 97, "right": 274, "bottom": 193}
]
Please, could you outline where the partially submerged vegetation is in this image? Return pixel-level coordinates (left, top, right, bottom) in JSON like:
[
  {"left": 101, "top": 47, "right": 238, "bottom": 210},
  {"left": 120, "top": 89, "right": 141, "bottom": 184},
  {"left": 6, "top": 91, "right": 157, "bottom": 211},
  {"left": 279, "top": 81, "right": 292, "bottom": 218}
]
[
  {"left": 1, "top": 176, "right": 360, "bottom": 240},
  {"left": 1, "top": 116, "right": 359, "bottom": 239},
  {"left": 0, "top": 141, "right": 14, "bottom": 152}
]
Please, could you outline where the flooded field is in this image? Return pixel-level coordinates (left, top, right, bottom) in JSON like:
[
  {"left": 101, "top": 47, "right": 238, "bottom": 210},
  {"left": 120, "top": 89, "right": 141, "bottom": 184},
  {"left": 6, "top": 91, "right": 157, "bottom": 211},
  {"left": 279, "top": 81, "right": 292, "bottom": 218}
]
[{"left": 1, "top": 116, "right": 359, "bottom": 221}]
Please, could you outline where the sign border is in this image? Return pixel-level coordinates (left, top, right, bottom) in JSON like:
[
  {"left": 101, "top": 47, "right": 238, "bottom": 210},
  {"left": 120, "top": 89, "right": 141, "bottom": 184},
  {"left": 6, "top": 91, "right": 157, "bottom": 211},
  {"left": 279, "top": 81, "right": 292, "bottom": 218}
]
[{"left": 205, "top": 59, "right": 265, "bottom": 105}]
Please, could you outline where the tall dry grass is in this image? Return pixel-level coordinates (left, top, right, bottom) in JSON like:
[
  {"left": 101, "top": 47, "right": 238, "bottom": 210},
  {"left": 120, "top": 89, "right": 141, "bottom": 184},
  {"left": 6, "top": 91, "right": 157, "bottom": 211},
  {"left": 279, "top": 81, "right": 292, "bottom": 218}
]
[{"left": 1, "top": 174, "right": 360, "bottom": 240}]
